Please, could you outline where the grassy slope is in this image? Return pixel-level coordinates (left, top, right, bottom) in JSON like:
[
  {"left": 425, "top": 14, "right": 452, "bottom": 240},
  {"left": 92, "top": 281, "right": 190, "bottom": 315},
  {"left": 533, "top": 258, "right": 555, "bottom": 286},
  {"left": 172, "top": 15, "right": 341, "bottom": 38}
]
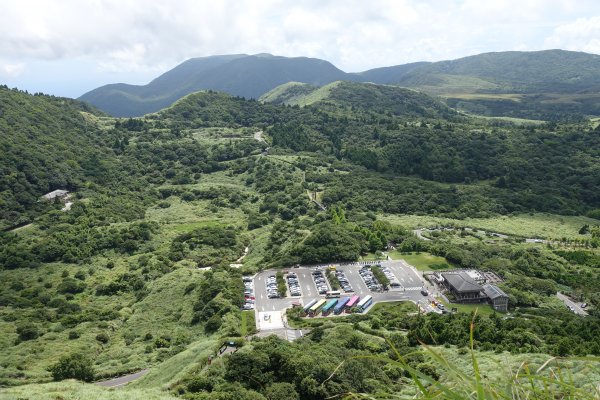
[
  {"left": 259, "top": 82, "right": 317, "bottom": 105},
  {"left": 260, "top": 81, "right": 343, "bottom": 107},
  {"left": 130, "top": 337, "right": 217, "bottom": 390},
  {"left": 0, "top": 263, "right": 208, "bottom": 383},
  {"left": 0, "top": 168, "right": 253, "bottom": 384},
  {"left": 4, "top": 344, "right": 599, "bottom": 399},
  {"left": 430, "top": 346, "right": 600, "bottom": 396},
  {"left": 381, "top": 213, "right": 597, "bottom": 240},
  {"left": 0, "top": 381, "right": 178, "bottom": 400},
  {"left": 262, "top": 80, "right": 457, "bottom": 125},
  {"left": 399, "top": 50, "right": 600, "bottom": 94}
]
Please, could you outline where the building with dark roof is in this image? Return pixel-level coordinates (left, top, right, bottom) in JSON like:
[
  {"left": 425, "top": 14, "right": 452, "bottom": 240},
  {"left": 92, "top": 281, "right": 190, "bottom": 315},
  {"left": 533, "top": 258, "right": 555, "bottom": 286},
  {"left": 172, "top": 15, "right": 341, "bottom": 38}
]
[
  {"left": 483, "top": 284, "right": 509, "bottom": 312},
  {"left": 441, "top": 272, "right": 484, "bottom": 303}
]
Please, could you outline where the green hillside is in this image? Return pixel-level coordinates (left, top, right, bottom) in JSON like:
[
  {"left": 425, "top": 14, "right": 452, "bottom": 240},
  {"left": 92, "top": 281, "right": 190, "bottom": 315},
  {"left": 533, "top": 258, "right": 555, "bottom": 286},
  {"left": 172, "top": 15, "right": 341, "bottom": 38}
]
[
  {"left": 0, "top": 86, "right": 112, "bottom": 230},
  {"left": 355, "top": 61, "right": 430, "bottom": 84},
  {"left": 396, "top": 50, "right": 600, "bottom": 119},
  {"left": 398, "top": 50, "right": 600, "bottom": 93},
  {"left": 261, "top": 81, "right": 455, "bottom": 118},
  {"left": 2, "top": 82, "right": 600, "bottom": 399},
  {"left": 259, "top": 82, "right": 320, "bottom": 106}
]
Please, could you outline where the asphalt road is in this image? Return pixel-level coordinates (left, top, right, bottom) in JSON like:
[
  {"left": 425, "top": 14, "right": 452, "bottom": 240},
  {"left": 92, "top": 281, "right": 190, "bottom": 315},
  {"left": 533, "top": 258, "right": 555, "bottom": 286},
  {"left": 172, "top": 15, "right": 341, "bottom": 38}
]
[
  {"left": 95, "top": 369, "right": 149, "bottom": 388},
  {"left": 556, "top": 292, "right": 588, "bottom": 316}
]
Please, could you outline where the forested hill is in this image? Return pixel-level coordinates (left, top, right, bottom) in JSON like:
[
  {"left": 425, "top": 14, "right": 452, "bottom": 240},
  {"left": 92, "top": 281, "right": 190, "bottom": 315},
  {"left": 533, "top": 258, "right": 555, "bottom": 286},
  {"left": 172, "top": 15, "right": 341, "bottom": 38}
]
[
  {"left": 159, "top": 85, "right": 600, "bottom": 216},
  {"left": 79, "top": 54, "right": 351, "bottom": 117},
  {"left": 0, "top": 86, "right": 114, "bottom": 229},
  {"left": 3, "top": 82, "right": 600, "bottom": 231}
]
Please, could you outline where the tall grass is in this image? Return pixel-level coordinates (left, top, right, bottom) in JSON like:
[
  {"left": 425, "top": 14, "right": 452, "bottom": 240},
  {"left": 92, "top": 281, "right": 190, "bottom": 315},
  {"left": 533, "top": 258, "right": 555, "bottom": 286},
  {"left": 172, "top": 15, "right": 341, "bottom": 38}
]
[
  {"left": 0, "top": 380, "right": 178, "bottom": 400},
  {"left": 336, "top": 313, "right": 600, "bottom": 399}
]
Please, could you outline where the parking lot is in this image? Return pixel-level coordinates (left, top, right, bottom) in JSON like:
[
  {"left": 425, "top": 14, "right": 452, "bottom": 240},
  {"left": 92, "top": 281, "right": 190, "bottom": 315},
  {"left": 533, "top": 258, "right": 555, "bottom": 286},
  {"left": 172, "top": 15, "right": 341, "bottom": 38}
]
[{"left": 252, "top": 260, "right": 437, "bottom": 325}]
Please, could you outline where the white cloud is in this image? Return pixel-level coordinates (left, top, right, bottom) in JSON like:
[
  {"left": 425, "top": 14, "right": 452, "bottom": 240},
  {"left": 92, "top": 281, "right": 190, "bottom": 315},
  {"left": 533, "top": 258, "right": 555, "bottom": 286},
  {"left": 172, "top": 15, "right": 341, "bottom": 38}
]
[
  {"left": 0, "top": 62, "right": 25, "bottom": 78},
  {"left": 544, "top": 16, "right": 600, "bottom": 54},
  {"left": 0, "top": 0, "right": 598, "bottom": 96}
]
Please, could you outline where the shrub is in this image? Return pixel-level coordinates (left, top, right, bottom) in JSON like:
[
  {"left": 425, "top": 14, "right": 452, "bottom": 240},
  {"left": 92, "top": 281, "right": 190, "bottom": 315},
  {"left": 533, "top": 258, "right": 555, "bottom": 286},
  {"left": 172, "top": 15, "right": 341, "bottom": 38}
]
[
  {"left": 74, "top": 270, "right": 87, "bottom": 280},
  {"left": 155, "top": 337, "right": 170, "bottom": 348},
  {"left": 205, "top": 315, "right": 222, "bottom": 333},
  {"left": 157, "top": 201, "right": 171, "bottom": 209},
  {"left": 68, "top": 331, "right": 80, "bottom": 340},
  {"left": 49, "top": 353, "right": 95, "bottom": 382},
  {"left": 16, "top": 323, "right": 39, "bottom": 341},
  {"left": 57, "top": 278, "right": 85, "bottom": 294},
  {"left": 96, "top": 332, "right": 110, "bottom": 343},
  {"left": 266, "top": 382, "right": 299, "bottom": 400}
]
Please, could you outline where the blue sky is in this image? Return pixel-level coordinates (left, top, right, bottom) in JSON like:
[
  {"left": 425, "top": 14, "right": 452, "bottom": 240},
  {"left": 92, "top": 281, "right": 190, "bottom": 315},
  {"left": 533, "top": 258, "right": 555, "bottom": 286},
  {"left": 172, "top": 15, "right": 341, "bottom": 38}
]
[{"left": 1, "top": 0, "right": 599, "bottom": 98}]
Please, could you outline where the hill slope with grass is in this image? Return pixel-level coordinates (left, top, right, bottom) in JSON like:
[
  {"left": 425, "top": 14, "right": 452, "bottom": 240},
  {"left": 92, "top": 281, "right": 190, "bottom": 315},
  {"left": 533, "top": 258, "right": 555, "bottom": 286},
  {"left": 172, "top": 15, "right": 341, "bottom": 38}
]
[
  {"left": 395, "top": 50, "right": 600, "bottom": 119},
  {"left": 261, "top": 81, "right": 456, "bottom": 118},
  {"left": 397, "top": 50, "right": 600, "bottom": 94}
]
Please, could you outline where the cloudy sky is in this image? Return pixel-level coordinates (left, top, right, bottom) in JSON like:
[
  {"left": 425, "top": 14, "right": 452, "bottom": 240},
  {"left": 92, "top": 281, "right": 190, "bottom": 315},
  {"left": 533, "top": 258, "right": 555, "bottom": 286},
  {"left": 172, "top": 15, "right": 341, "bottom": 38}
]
[{"left": 1, "top": 0, "right": 599, "bottom": 98}]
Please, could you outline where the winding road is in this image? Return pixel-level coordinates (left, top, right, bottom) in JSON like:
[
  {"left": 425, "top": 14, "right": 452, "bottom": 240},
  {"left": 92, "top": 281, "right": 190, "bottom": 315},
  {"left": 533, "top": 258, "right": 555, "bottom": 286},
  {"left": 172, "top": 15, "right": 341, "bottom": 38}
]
[
  {"left": 556, "top": 292, "right": 588, "bottom": 316},
  {"left": 96, "top": 369, "right": 149, "bottom": 388}
]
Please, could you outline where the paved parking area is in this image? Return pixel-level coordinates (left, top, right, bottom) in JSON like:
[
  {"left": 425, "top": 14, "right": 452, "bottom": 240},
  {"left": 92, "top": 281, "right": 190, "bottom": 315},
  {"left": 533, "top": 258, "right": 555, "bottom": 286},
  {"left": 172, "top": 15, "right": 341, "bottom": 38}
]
[
  {"left": 254, "top": 268, "right": 321, "bottom": 312},
  {"left": 386, "top": 260, "right": 424, "bottom": 289},
  {"left": 253, "top": 261, "right": 434, "bottom": 328}
]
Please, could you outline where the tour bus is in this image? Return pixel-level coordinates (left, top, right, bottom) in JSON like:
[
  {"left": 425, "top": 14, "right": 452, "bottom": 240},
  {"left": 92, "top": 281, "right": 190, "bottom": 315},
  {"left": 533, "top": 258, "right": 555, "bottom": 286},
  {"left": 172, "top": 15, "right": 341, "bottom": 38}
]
[
  {"left": 325, "top": 290, "right": 341, "bottom": 298},
  {"left": 308, "top": 299, "right": 327, "bottom": 316},
  {"left": 333, "top": 297, "right": 350, "bottom": 315},
  {"left": 345, "top": 295, "right": 360, "bottom": 312},
  {"left": 321, "top": 299, "right": 338, "bottom": 316},
  {"left": 356, "top": 295, "right": 373, "bottom": 313},
  {"left": 302, "top": 299, "right": 318, "bottom": 315}
]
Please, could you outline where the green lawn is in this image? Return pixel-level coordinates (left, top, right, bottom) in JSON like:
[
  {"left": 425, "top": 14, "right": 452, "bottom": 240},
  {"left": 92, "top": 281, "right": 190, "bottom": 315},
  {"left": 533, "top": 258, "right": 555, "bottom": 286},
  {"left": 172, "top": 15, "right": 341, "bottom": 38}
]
[
  {"left": 438, "top": 299, "right": 495, "bottom": 316},
  {"left": 241, "top": 311, "right": 256, "bottom": 336},
  {"left": 367, "top": 301, "right": 418, "bottom": 315},
  {"left": 388, "top": 251, "right": 451, "bottom": 271}
]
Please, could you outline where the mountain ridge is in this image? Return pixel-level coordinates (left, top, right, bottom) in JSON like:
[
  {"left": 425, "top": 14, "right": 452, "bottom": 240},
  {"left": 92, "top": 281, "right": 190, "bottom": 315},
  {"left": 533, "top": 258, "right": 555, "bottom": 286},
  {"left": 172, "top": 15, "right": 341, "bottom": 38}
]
[{"left": 79, "top": 49, "right": 600, "bottom": 118}]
